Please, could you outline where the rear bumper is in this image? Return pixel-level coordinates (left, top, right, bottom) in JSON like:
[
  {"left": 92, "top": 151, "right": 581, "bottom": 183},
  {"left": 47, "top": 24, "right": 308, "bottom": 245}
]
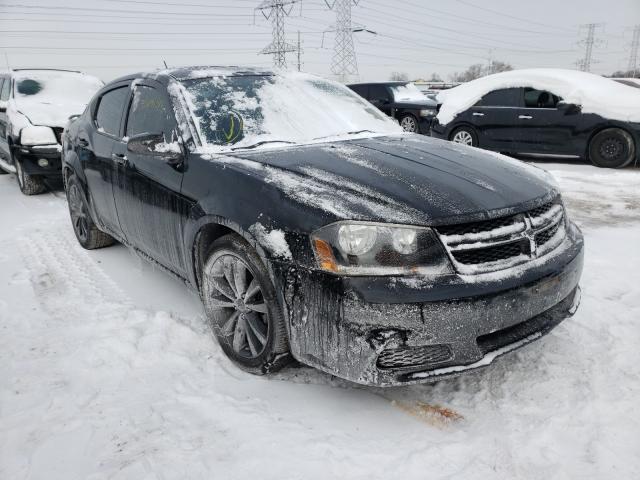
[
  {"left": 12, "top": 144, "right": 63, "bottom": 178},
  {"left": 280, "top": 223, "right": 584, "bottom": 386}
]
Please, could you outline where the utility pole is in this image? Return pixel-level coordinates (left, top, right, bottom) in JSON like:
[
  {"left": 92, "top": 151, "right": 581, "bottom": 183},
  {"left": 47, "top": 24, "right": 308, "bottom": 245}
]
[
  {"left": 257, "top": 0, "right": 299, "bottom": 69},
  {"left": 628, "top": 24, "right": 640, "bottom": 77},
  {"left": 325, "top": 0, "right": 360, "bottom": 82},
  {"left": 576, "top": 23, "right": 603, "bottom": 72},
  {"left": 297, "top": 30, "right": 302, "bottom": 72}
]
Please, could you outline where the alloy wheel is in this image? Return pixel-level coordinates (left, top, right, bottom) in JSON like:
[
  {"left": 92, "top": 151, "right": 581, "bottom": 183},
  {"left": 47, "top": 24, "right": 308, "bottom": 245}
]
[
  {"left": 400, "top": 116, "right": 417, "bottom": 132},
  {"left": 68, "top": 183, "right": 89, "bottom": 244},
  {"left": 599, "top": 137, "right": 624, "bottom": 161},
  {"left": 452, "top": 130, "right": 474, "bottom": 146},
  {"left": 206, "top": 254, "right": 269, "bottom": 359}
]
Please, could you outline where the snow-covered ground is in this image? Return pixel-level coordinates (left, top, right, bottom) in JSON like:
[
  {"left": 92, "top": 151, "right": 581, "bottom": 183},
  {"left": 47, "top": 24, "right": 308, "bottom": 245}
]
[{"left": 1, "top": 161, "right": 639, "bottom": 479}]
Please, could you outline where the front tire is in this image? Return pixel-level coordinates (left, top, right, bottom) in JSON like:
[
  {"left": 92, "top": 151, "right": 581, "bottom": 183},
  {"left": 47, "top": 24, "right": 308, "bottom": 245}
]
[
  {"left": 450, "top": 126, "right": 478, "bottom": 147},
  {"left": 202, "top": 234, "right": 290, "bottom": 375},
  {"left": 15, "top": 159, "right": 46, "bottom": 195},
  {"left": 66, "top": 175, "right": 115, "bottom": 249},
  {"left": 588, "top": 128, "right": 635, "bottom": 169},
  {"left": 399, "top": 114, "right": 419, "bottom": 133}
]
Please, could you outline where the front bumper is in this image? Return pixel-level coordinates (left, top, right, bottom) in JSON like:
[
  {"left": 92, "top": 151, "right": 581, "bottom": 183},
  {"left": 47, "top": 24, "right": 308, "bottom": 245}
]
[
  {"left": 12, "top": 144, "right": 62, "bottom": 178},
  {"left": 279, "top": 224, "right": 584, "bottom": 387}
]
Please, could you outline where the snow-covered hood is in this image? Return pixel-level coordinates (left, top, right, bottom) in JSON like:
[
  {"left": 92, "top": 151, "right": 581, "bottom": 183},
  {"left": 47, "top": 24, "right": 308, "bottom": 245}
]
[
  {"left": 222, "top": 134, "right": 556, "bottom": 226},
  {"left": 437, "top": 68, "right": 640, "bottom": 125},
  {"left": 12, "top": 98, "right": 87, "bottom": 128}
]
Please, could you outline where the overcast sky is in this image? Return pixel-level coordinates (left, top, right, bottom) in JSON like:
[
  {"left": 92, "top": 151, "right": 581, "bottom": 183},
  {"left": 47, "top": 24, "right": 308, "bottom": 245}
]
[{"left": 1, "top": 0, "right": 638, "bottom": 83}]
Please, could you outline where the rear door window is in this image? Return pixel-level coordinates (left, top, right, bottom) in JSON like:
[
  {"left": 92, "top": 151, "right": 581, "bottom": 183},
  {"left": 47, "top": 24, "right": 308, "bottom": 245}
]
[
  {"left": 95, "top": 86, "right": 129, "bottom": 137},
  {"left": 368, "top": 85, "right": 391, "bottom": 103},
  {"left": 350, "top": 84, "right": 368, "bottom": 98},
  {"left": 125, "top": 85, "right": 174, "bottom": 139},
  {"left": 475, "top": 88, "right": 522, "bottom": 107}
]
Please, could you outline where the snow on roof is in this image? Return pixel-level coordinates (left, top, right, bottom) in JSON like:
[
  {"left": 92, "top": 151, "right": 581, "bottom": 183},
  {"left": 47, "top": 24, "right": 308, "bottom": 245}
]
[{"left": 436, "top": 68, "right": 640, "bottom": 125}]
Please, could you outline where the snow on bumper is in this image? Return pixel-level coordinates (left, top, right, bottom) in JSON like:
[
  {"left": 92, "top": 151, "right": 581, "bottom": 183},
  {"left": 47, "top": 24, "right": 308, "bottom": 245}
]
[{"left": 278, "top": 227, "right": 584, "bottom": 387}]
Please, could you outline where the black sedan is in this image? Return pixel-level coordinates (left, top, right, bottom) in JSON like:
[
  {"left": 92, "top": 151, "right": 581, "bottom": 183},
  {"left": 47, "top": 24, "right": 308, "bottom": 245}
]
[
  {"left": 431, "top": 71, "right": 640, "bottom": 169},
  {"left": 347, "top": 81, "right": 437, "bottom": 134},
  {"left": 62, "top": 66, "right": 583, "bottom": 386}
]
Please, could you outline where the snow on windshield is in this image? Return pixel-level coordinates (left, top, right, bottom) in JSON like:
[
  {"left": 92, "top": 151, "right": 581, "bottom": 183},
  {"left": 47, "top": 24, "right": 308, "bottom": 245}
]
[
  {"left": 436, "top": 68, "right": 640, "bottom": 125},
  {"left": 389, "top": 83, "right": 429, "bottom": 103},
  {"left": 177, "top": 72, "right": 401, "bottom": 151},
  {"left": 11, "top": 70, "right": 104, "bottom": 127}
]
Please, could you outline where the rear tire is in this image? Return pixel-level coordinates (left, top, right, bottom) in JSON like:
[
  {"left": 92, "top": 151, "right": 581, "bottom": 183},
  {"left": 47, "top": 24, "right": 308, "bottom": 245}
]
[
  {"left": 450, "top": 126, "right": 478, "bottom": 147},
  {"left": 588, "top": 128, "right": 635, "bottom": 169},
  {"left": 15, "top": 159, "right": 46, "bottom": 195},
  {"left": 202, "top": 234, "right": 291, "bottom": 375},
  {"left": 65, "top": 175, "right": 115, "bottom": 249}
]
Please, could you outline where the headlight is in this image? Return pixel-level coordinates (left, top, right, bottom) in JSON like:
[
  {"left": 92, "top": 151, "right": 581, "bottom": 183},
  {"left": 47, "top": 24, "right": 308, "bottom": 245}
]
[
  {"left": 419, "top": 109, "right": 436, "bottom": 117},
  {"left": 311, "top": 221, "right": 453, "bottom": 276},
  {"left": 20, "top": 125, "right": 57, "bottom": 146}
]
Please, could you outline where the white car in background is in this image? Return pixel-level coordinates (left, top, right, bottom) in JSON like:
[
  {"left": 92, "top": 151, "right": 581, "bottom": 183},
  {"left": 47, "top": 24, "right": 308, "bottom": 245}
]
[{"left": 0, "top": 69, "right": 103, "bottom": 195}]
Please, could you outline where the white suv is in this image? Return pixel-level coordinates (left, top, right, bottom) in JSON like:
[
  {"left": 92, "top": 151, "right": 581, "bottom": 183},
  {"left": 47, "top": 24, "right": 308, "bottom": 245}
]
[{"left": 0, "top": 69, "right": 103, "bottom": 194}]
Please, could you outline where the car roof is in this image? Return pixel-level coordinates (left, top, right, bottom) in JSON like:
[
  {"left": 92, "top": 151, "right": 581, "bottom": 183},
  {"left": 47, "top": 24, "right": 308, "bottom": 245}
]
[
  {"left": 347, "top": 81, "right": 409, "bottom": 87},
  {"left": 106, "top": 65, "right": 274, "bottom": 88}
]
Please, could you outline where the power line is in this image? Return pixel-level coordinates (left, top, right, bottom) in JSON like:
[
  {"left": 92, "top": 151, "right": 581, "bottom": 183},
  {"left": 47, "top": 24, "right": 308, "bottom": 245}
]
[{"left": 257, "top": 0, "right": 299, "bottom": 68}]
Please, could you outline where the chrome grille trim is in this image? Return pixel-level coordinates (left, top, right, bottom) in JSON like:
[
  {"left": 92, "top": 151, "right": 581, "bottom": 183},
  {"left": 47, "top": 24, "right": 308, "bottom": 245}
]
[{"left": 436, "top": 201, "right": 566, "bottom": 274}]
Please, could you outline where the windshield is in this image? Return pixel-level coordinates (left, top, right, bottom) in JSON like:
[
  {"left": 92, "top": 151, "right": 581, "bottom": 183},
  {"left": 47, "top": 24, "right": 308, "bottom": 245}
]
[
  {"left": 178, "top": 72, "right": 401, "bottom": 150},
  {"left": 389, "top": 83, "right": 430, "bottom": 103},
  {"left": 13, "top": 71, "right": 104, "bottom": 106}
]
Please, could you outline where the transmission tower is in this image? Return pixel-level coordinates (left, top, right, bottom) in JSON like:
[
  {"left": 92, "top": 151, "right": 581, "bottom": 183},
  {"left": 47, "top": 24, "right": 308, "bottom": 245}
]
[
  {"left": 576, "top": 23, "right": 603, "bottom": 72},
  {"left": 325, "top": 0, "right": 360, "bottom": 82},
  {"left": 257, "top": 0, "right": 299, "bottom": 69},
  {"left": 628, "top": 25, "right": 640, "bottom": 76}
]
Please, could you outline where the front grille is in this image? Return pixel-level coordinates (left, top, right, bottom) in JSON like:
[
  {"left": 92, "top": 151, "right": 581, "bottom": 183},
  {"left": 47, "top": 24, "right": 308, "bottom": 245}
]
[
  {"left": 452, "top": 239, "right": 528, "bottom": 265},
  {"left": 377, "top": 344, "right": 453, "bottom": 370},
  {"left": 52, "top": 127, "right": 63, "bottom": 145},
  {"left": 436, "top": 199, "right": 566, "bottom": 274}
]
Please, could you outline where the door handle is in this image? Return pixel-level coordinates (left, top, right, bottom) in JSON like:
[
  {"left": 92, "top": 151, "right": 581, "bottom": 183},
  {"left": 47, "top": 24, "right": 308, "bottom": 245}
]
[
  {"left": 472, "top": 112, "right": 485, "bottom": 116},
  {"left": 519, "top": 115, "right": 533, "bottom": 119},
  {"left": 111, "top": 153, "right": 128, "bottom": 165}
]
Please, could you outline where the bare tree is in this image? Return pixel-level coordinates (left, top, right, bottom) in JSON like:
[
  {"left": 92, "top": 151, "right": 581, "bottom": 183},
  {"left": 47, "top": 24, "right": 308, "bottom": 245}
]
[
  {"left": 390, "top": 71, "right": 409, "bottom": 81},
  {"left": 449, "top": 61, "right": 513, "bottom": 83}
]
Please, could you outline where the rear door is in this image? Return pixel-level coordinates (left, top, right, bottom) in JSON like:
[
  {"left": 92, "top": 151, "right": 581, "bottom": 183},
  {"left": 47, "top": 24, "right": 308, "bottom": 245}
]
[
  {"left": 514, "top": 88, "right": 580, "bottom": 155},
  {"left": 368, "top": 85, "right": 394, "bottom": 117},
  {"left": 83, "top": 82, "right": 130, "bottom": 235},
  {"left": 111, "top": 80, "right": 190, "bottom": 274},
  {"left": 0, "top": 76, "right": 10, "bottom": 162},
  {"left": 470, "top": 88, "right": 522, "bottom": 151}
]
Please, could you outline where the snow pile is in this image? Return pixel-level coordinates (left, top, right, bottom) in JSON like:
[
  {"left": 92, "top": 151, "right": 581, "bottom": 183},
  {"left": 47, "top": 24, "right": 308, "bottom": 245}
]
[
  {"left": 179, "top": 71, "right": 401, "bottom": 152},
  {"left": 10, "top": 70, "right": 104, "bottom": 128},
  {"left": 249, "top": 223, "right": 292, "bottom": 260},
  {"left": 154, "top": 141, "right": 181, "bottom": 154},
  {"left": 389, "top": 83, "right": 432, "bottom": 103},
  {"left": 436, "top": 68, "right": 640, "bottom": 125}
]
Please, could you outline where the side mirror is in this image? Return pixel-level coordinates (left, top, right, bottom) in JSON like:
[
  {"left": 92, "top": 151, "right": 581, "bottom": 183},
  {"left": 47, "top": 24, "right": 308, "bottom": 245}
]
[
  {"left": 127, "top": 133, "right": 183, "bottom": 166},
  {"left": 558, "top": 102, "right": 581, "bottom": 115},
  {"left": 0, "top": 101, "right": 7, "bottom": 113}
]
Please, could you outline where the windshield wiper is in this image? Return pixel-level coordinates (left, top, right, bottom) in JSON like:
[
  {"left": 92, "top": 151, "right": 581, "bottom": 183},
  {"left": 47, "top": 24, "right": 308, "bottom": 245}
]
[
  {"left": 231, "top": 140, "right": 295, "bottom": 151},
  {"left": 311, "top": 130, "right": 376, "bottom": 141}
]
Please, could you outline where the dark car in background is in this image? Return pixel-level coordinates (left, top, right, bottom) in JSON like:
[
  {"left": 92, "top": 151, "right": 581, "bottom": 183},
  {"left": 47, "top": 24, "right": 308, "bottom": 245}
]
[
  {"left": 347, "top": 81, "right": 437, "bottom": 134},
  {"left": 0, "top": 69, "right": 103, "bottom": 194},
  {"left": 62, "top": 66, "right": 583, "bottom": 386},
  {"left": 432, "top": 70, "right": 640, "bottom": 169}
]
